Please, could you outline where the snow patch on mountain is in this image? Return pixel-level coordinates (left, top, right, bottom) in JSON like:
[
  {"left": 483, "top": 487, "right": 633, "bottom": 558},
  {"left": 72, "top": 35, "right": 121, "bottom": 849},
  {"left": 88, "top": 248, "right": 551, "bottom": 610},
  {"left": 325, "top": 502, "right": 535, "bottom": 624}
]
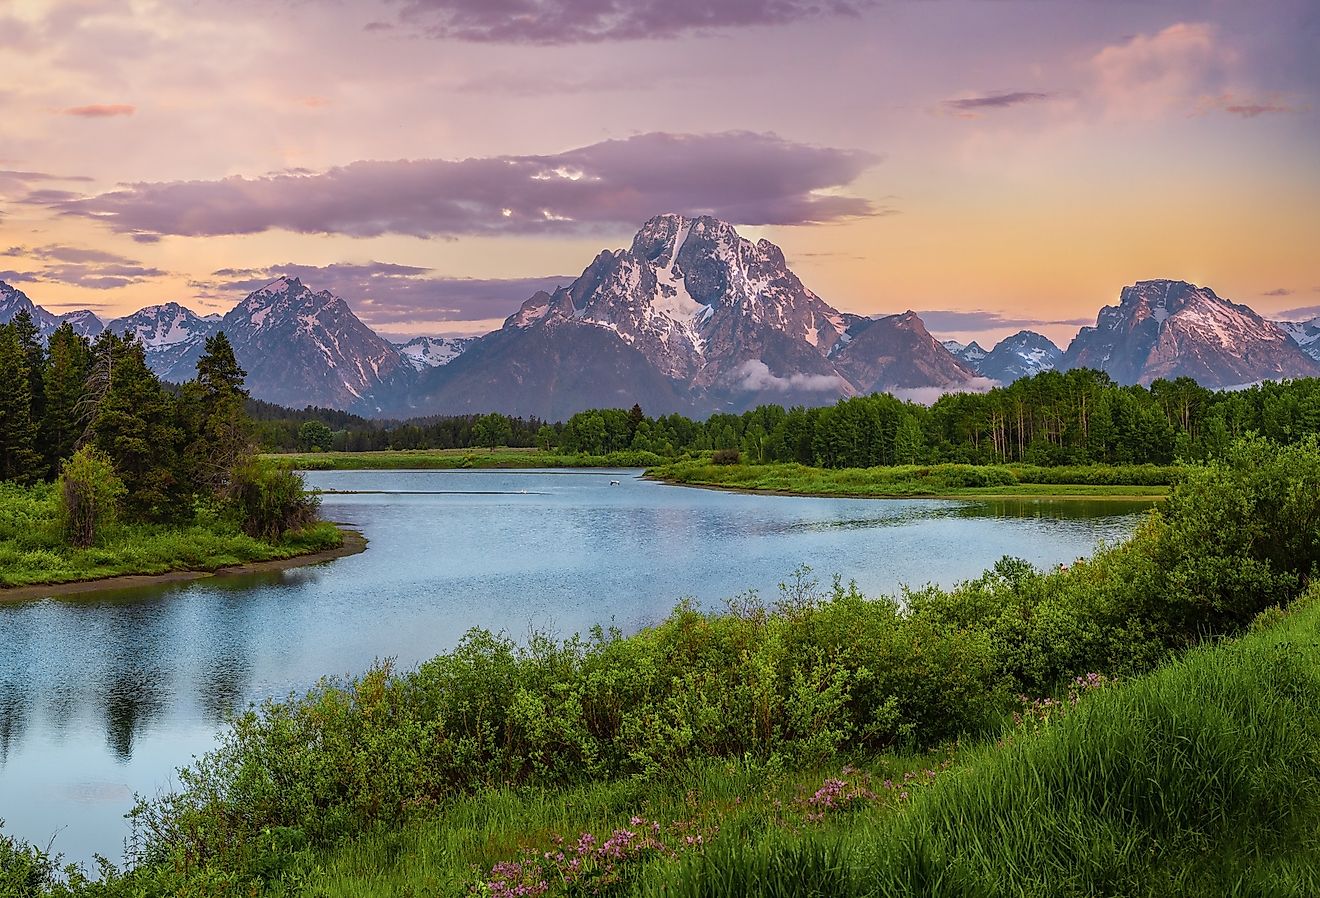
[{"left": 395, "top": 336, "right": 477, "bottom": 370}]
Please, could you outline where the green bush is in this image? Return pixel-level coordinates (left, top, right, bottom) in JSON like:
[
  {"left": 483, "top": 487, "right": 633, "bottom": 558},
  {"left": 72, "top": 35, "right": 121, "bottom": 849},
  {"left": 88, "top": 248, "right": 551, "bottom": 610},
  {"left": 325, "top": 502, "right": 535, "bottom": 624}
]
[
  {"left": 225, "top": 459, "right": 320, "bottom": 541},
  {"left": 55, "top": 445, "right": 125, "bottom": 548}
]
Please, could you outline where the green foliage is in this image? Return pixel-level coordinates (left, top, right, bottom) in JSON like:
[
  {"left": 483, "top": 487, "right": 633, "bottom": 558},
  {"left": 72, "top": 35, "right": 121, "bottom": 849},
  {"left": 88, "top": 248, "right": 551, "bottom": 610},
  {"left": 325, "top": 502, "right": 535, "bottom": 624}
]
[
  {"left": 711, "top": 448, "right": 741, "bottom": 465},
  {"left": 225, "top": 459, "right": 320, "bottom": 541},
  {"left": 56, "top": 445, "right": 124, "bottom": 548},
  {"left": 297, "top": 420, "right": 334, "bottom": 453},
  {"left": 0, "top": 323, "right": 44, "bottom": 484},
  {"left": 473, "top": 412, "right": 514, "bottom": 449}
]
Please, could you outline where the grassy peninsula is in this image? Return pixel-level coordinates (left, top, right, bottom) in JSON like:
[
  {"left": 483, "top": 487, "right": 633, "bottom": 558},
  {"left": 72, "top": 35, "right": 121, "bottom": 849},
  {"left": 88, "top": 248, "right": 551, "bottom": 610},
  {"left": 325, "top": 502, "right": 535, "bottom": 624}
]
[
  {"left": 648, "top": 459, "right": 1177, "bottom": 499},
  {"left": 9, "top": 435, "right": 1319, "bottom": 896},
  {"left": 0, "top": 481, "right": 343, "bottom": 590}
]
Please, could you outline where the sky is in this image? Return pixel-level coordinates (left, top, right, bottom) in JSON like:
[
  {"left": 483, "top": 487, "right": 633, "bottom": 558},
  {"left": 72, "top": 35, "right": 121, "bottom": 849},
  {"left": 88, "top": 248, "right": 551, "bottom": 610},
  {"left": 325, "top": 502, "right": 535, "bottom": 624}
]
[{"left": 1, "top": 0, "right": 1317, "bottom": 347}]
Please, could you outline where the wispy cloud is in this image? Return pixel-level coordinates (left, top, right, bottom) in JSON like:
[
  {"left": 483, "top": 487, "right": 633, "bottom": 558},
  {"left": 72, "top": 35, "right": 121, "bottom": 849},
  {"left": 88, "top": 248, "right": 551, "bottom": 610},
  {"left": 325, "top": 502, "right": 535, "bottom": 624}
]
[
  {"left": 942, "top": 91, "right": 1056, "bottom": 117},
  {"left": 39, "top": 131, "right": 883, "bottom": 239},
  {"left": 1262, "top": 287, "right": 1294, "bottom": 297},
  {"left": 1, "top": 244, "right": 167, "bottom": 290},
  {"left": 917, "top": 310, "right": 1091, "bottom": 332},
  {"left": 61, "top": 103, "right": 136, "bottom": 118}
]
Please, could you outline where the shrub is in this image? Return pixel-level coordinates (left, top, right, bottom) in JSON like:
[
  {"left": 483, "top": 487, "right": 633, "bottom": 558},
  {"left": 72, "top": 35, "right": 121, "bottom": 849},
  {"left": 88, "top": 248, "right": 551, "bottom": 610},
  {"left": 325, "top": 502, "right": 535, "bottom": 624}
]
[
  {"left": 712, "top": 449, "right": 741, "bottom": 465},
  {"left": 55, "top": 445, "right": 125, "bottom": 548},
  {"left": 225, "top": 459, "right": 319, "bottom": 541}
]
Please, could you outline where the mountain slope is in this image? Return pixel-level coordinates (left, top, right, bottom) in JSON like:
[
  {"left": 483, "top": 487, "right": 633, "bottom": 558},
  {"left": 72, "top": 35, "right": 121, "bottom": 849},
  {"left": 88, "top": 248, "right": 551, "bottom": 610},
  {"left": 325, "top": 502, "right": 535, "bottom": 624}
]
[
  {"left": 833, "top": 311, "right": 978, "bottom": 394},
  {"left": 1277, "top": 316, "right": 1320, "bottom": 362},
  {"left": 0, "top": 281, "right": 60, "bottom": 335},
  {"left": 1062, "top": 279, "right": 1320, "bottom": 387},
  {"left": 221, "top": 277, "right": 411, "bottom": 410},
  {"left": 107, "top": 303, "right": 220, "bottom": 382},
  {"left": 975, "top": 330, "right": 1062, "bottom": 382},
  {"left": 395, "top": 336, "right": 477, "bottom": 370}
]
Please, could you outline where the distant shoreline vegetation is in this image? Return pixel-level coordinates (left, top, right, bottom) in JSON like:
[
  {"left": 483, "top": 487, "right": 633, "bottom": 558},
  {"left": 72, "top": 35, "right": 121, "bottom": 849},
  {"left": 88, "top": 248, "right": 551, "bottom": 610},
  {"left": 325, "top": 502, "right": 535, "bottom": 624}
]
[
  {"left": 0, "top": 311, "right": 339, "bottom": 592},
  {"left": 253, "top": 373, "right": 1320, "bottom": 473}
]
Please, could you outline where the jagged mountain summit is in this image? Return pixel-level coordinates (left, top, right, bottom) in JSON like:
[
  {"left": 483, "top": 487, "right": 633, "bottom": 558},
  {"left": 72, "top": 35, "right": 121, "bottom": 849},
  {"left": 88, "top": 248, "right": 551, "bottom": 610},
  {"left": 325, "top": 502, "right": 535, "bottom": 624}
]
[
  {"left": 975, "top": 331, "right": 1062, "bottom": 383},
  {"left": 106, "top": 303, "right": 222, "bottom": 383},
  {"left": 395, "top": 336, "right": 477, "bottom": 370},
  {"left": 381, "top": 214, "right": 978, "bottom": 417},
  {"left": 0, "top": 280, "right": 103, "bottom": 339},
  {"left": 943, "top": 340, "right": 988, "bottom": 367},
  {"left": 1276, "top": 316, "right": 1320, "bottom": 362},
  {"left": 220, "top": 277, "right": 410, "bottom": 410},
  {"left": 1060, "top": 279, "right": 1320, "bottom": 387}
]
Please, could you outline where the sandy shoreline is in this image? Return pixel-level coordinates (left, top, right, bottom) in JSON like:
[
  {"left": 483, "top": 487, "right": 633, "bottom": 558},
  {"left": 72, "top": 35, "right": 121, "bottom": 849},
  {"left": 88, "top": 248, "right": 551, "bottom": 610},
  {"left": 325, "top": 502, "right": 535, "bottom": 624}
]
[{"left": 0, "top": 526, "right": 367, "bottom": 603}]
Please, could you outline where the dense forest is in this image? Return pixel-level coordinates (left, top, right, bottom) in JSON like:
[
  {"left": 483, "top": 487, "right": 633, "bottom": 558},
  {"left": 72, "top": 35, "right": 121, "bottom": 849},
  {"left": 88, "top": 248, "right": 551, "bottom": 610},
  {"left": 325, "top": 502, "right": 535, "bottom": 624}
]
[
  {"left": 0, "top": 310, "right": 316, "bottom": 543},
  {"left": 264, "top": 369, "right": 1320, "bottom": 468}
]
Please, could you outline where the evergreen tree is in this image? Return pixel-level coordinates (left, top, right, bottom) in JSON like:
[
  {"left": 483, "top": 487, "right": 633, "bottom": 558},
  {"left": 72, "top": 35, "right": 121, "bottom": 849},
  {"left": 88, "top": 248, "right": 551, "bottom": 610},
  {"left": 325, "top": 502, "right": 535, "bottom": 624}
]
[
  {"left": 91, "top": 335, "right": 189, "bottom": 521},
  {"left": 42, "top": 323, "right": 93, "bottom": 469},
  {"left": 183, "top": 331, "right": 253, "bottom": 492},
  {"left": 0, "top": 325, "right": 43, "bottom": 483}
]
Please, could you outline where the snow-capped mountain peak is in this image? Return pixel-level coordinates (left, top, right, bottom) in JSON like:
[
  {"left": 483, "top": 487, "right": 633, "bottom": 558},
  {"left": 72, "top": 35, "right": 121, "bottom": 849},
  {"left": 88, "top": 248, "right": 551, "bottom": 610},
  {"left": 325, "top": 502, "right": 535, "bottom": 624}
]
[
  {"left": 1275, "top": 315, "right": 1320, "bottom": 362},
  {"left": 395, "top": 336, "right": 477, "bottom": 370},
  {"left": 1062, "top": 279, "right": 1320, "bottom": 386}
]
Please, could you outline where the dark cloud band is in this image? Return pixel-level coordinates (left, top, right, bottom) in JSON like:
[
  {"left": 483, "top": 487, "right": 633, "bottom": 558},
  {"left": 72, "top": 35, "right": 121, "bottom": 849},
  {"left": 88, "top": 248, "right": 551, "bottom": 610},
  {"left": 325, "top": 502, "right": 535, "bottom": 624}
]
[
  {"left": 391, "top": 0, "right": 869, "bottom": 44},
  {"left": 39, "top": 131, "right": 882, "bottom": 239}
]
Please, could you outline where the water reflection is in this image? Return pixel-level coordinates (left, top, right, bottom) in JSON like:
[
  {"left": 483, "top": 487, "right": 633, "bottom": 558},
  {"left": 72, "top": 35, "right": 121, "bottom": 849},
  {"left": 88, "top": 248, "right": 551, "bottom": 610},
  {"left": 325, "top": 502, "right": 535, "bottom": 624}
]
[{"left": 0, "top": 470, "right": 1152, "bottom": 864}]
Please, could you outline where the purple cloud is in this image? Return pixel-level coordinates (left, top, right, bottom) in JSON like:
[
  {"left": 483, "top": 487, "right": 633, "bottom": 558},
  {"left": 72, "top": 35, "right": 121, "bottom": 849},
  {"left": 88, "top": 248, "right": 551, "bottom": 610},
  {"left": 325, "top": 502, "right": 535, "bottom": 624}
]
[
  {"left": 40, "top": 132, "right": 882, "bottom": 239},
  {"left": 3, "top": 244, "right": 168, "bottom": 289},
  {"left": 1263, "top": 287, "right": 1294, "bottom": 297},
  {"left": 194, "top": 262, "right": 574, "bottom": 326},
  {"left": 390, "top": 0, "right": 870, "bottom": 44}
]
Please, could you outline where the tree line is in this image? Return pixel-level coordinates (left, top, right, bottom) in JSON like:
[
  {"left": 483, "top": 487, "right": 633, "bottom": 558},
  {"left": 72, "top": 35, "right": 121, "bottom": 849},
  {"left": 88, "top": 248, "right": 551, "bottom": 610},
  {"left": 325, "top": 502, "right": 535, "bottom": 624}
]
[
  {"left": 272, "top": 369, "right": 1320, "bottom": 468},
  {"left": 0, "top": 309, "right": 314, "bottom": 543}
]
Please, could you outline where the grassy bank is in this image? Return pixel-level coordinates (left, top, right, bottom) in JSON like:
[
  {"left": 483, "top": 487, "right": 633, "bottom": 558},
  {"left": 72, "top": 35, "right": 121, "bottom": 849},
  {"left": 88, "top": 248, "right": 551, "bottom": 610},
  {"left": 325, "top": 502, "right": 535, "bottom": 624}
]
[
  {"left": 0, "top": 482, "right": 343, "bottom": 589},
  {"left": 650, "top": 460, "right": 1178, "bottom": 499},
  {"left": 267, "top": 448, "right": 665, "bottom": 470}
]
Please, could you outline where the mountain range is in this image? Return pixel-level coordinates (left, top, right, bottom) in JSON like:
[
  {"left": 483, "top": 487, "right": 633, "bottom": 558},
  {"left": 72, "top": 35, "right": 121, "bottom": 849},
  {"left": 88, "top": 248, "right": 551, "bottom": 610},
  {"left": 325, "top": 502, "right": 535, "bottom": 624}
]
[{"left": 3, "top": 215, "right": 1319, "bottom": 417}]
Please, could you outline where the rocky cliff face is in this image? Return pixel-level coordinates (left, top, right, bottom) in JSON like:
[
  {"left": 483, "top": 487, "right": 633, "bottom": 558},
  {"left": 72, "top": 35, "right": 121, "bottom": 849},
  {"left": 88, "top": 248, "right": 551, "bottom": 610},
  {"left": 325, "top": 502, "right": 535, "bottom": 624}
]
[
  {"left": 1061, "top": 280, "right": 1320, "bottom": 387},
  {"left": 969, "top": 331, "right": 1061, "bottom": 383}
]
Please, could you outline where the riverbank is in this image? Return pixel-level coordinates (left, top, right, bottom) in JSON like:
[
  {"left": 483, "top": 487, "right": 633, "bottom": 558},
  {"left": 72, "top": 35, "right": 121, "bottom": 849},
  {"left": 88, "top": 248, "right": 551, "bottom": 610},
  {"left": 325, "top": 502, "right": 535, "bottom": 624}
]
[
  {"left": 0, "top": 525, "right": 363, "bottom": 600},
  {"left": 647, "top": 460, "right": 1176, "bottom": 500},
  {"left": 266, "top": 448, "right": 664, "bottom": 470}
]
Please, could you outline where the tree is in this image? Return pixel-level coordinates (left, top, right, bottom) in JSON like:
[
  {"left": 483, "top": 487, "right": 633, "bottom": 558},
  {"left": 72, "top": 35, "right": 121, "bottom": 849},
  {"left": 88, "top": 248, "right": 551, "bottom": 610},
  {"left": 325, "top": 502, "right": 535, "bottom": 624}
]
[
  {"left": 183, "top": 331, "right": 253, "bottom": 491},
  {"left": 90, "top": 335, "right": 189, "bottom": 521},
  {"left": 299, "top": 420, "right": 334, "bottom": 452},
  {"left": 472, "top": 412, "right": 513, "bottom": 449},
  {"left": 0, "top": 325, "right": 43, "bottom": 483},
  {"left": 56, "top": 445, "right": 124, "bottom": 547},
  {"left": 894, "top": 416, "right": 925, "bottom": 465},
  {"left": 42, "top": 323, "right": 93, "bottom": 468}
]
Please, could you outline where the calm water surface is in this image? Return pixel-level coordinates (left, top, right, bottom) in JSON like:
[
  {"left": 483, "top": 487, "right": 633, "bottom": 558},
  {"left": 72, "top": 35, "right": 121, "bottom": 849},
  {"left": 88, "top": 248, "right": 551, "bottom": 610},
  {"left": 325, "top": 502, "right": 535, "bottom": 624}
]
[{"left": 0, "top": 469, "right": 1155, "bottom": 863}]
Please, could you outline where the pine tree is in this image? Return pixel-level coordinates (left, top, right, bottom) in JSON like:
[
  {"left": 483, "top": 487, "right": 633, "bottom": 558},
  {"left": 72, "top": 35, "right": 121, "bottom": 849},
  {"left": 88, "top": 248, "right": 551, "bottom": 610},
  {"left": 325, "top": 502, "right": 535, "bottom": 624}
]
[
  {"left": 42, "top": 323, "right": 93, "bottom": 470},
  {"left": 0, "top": 325, "right": 43, "bottom": 483},
  {"left": 183, "top": 330, "right": 253, "bottom": 493},
  {"left": 91, "top": 335, "right": 189, "bottom": 521}
]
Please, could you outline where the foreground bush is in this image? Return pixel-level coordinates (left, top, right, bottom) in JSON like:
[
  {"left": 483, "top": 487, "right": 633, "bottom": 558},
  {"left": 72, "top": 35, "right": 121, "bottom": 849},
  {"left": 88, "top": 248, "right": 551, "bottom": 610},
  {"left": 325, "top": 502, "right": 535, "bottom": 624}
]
[{"left": 55, "top": 446, "right": 124, "bottom": 548}]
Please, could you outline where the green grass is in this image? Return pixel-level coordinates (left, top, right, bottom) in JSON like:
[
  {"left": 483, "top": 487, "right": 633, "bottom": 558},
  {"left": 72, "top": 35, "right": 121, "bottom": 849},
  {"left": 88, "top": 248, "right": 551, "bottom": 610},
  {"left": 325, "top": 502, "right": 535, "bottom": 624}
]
[
  {"left": 650, "top": 460, "right": 1177, "bottom": 499},
  {"left": 265, "top": 448, "right": 666, "bottom": 470},
  {"left": 0, "top": 482, "right": 343, "bottom": 588},
  {"left": 644, "top": 595, "right": 1320, "bottom": 898},
  {"left": 296, "top": 591, "right": 1320, "bottom": 898}
]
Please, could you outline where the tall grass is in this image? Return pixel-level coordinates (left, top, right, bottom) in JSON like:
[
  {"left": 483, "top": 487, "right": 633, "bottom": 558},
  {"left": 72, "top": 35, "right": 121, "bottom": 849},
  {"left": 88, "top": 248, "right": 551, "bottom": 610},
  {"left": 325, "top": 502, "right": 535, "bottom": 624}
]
[{"left": 648, "top": 595, "right": 1320, "bottom": 898}]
